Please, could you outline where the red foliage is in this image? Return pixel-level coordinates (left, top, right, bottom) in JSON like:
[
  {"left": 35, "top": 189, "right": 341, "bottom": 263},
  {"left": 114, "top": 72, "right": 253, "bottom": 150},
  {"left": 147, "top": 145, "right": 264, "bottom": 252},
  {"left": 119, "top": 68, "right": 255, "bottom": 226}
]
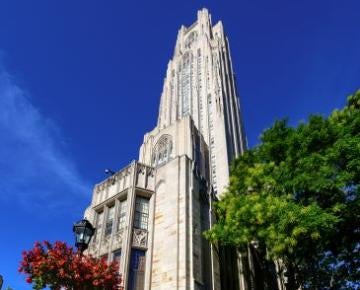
[{"left": 19, "top": 241, "right": 121, "bottom": 290}]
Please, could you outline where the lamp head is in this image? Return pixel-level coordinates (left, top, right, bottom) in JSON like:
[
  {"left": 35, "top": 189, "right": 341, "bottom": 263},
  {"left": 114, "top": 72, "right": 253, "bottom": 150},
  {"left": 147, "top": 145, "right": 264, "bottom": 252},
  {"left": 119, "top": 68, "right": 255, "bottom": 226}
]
[{"left": 73, "top": 219, "right": 95, "bottom": 253}]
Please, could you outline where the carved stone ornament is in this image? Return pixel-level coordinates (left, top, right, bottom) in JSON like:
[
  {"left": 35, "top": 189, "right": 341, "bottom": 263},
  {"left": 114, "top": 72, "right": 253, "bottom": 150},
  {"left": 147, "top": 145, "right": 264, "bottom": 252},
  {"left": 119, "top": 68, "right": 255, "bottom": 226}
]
[
  {"left": 95, "top": 164, "right": 132, "bottom": 193},
  {"left": 116, "top": 229, "right": 124, "bottom": 244},
  {"left": 147, "top": 167, "right": 155, "bottom": 177},
  {"left": 137, "top": 164, "right": 146, "bottom": 174},
  {"left": 132, "top": 228, "right": 148, "bottom": 248}
]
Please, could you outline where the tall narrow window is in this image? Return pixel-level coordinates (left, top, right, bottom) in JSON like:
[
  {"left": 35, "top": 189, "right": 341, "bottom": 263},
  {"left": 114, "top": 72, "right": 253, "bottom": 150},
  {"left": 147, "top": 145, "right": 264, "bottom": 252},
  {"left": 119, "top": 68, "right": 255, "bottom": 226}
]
[
  {"left": 117, "top": 199, "right": 127, "bottom": 231},
  {"left": 105, "top": 205, "right": 115, "bottom": 236},
  {"left": 113, "top": 249, "right": 121, "bottom": 263},
  {"left": 93, "top": 211, "right": 103, "bottom": 243},
  {"left": 128, "top": 250, "right": 146, "bottom": 290},
  {"left": 134, "top": 197, "right": 149, "bottom": 230},
  {"left": 197, "top": 49, "right": 203, "bottom": 132},
  {"left": 113, "top": 249, "right": 122, "bottom": 272},
  {"left": 208, "top": 93, "right": 217, "bottom": 193},
  {"left": 181, "top": 52, "right": 192, "bottom": 116}
]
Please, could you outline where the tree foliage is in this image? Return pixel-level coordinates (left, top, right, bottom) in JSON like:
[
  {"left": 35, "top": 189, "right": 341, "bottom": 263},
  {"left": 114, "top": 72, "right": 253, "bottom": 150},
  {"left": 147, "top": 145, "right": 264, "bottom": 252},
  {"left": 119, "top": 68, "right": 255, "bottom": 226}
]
[
  {"left": 19, "top": 241, "right": 121, "bottom": 290},
  {"left": 206, "top": 90, "right": 360, "bottom": 289}
]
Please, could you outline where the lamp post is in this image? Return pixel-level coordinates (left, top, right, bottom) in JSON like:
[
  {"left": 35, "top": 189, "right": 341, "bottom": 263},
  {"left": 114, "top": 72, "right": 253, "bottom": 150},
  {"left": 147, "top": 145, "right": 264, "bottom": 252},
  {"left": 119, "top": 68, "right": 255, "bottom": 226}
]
[{"left": 72, "top": 219, "right": 95, "bottom": 254}]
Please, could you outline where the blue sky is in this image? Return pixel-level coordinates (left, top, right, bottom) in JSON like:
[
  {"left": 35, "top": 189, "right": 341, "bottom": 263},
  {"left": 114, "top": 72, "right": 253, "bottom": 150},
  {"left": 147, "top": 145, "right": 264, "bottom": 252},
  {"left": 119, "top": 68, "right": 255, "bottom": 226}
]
[{"left": 0, "top": 0, "right": 359, "bottom": 288}]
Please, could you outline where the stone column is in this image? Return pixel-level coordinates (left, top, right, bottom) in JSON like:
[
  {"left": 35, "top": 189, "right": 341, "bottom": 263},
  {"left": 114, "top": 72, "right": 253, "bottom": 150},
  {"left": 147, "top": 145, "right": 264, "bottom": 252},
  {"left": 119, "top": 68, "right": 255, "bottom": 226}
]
[{"left": 121, "top": 162, "right": 137, "bottom": 290}]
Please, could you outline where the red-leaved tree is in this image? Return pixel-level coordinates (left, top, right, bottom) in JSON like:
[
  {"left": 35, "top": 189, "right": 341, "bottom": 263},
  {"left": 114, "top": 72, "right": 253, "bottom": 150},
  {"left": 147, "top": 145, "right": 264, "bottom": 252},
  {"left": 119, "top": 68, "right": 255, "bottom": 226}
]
[{"left": 19, "top": 241, "right": 121, "bottom": 290}]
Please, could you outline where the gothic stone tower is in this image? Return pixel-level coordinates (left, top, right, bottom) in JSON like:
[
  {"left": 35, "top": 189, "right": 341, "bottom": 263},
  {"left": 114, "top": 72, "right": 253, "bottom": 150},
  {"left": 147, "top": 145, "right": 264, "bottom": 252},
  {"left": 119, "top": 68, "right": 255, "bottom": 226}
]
[{"left": 84, "top": 8, "right": 246, "bottom": 290}]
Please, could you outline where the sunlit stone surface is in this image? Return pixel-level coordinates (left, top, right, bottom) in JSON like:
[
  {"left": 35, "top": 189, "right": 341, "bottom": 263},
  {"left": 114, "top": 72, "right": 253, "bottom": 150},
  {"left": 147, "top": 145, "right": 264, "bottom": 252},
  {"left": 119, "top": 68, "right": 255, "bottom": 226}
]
[{"left": 84, "top": 8, "right": 246, "bottom": 290}]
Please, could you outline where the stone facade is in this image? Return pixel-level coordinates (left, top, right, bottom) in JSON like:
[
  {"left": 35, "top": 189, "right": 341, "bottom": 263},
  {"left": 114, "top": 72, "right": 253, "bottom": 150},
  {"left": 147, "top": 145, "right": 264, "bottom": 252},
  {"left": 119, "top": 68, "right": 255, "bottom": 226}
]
[
  {"left": 156, "top": 8, "right": 246, "bottom": 196},
  {"left": 84, "top": 8, "right": 246, "bottom": 290}
]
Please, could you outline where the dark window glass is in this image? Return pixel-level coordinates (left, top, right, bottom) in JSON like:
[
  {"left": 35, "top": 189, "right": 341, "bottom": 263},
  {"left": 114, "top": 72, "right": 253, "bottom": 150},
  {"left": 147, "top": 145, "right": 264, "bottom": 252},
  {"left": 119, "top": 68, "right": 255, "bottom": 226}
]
[
  {"left": 113, "top": 249, "right": 121, "bottom": 263},
  {"left": 128, "top": 249, "right": 146, "bottom": 290},
  {"left": 134, "top": 197, "right": 149, "bottom": 230},
  {"left": 113, "top": 249, "right": 121, "bottom": 272}
]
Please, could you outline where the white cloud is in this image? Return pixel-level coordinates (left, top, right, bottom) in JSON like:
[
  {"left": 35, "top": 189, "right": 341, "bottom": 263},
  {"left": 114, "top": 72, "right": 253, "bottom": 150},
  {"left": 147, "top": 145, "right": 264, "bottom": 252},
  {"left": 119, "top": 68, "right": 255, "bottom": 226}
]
[{"left": 0, "top": 63, "right": 91, "bottom": 210}]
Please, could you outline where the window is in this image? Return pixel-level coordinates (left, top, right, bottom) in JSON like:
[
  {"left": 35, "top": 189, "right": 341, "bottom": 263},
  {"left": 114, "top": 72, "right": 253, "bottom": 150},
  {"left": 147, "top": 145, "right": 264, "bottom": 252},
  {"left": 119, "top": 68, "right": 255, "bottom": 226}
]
[
  {"left": 197, "top": 49, "right": 203, "bottom": 131},
  {"left": 113, "top": 249, "right": 121, "bottom": 271},
  {"left": 207, "top": 93, "right": 217, "bottom": 192},
  {"left": 185, "top": 31, "right": 198, "bottom": 48},
  {"left": 93, "top": 211, "right": 104, "bottom": 243},
  {"left": 105, "top": 205, "right": 115, "bottom": 236},
  {"left": 128, "top": 250, "right": 146, "bottom": 290},
  {"left": 180, "top": 52, "right": 192, "bottom": 116},
  {"left": 134, "top": 197, "right": 149, "bottom": 230},
  {"left": 117, "top": 200, "right": 127, "bottom": 231},
  {"left": 113, "top": 249, "right": 121, "bottom": 263},
  {"left": 152, "top": 135, "right": 173, "bottom": 166}
]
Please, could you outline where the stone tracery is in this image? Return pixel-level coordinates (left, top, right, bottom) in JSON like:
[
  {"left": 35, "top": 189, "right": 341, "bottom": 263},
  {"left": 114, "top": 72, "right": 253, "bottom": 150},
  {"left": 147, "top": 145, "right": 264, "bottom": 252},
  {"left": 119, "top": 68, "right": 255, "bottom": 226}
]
[{"left": 152, "top": 134, "right": 173, "bottom": 166}]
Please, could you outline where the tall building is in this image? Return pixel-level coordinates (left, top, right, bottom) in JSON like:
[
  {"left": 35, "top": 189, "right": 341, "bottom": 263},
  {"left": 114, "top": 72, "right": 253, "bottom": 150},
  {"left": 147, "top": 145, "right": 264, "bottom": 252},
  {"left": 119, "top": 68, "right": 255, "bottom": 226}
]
[{"left": 84, "top": 8, "right": 246, "bottom": 290}]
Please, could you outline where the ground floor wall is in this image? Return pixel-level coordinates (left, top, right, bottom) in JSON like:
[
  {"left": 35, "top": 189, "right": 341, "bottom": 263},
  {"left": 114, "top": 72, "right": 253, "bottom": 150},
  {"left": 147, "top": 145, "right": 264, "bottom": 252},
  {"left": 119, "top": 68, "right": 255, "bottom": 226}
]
[{"left": 149, "top": 155, "right": 220, "bottom": 290}]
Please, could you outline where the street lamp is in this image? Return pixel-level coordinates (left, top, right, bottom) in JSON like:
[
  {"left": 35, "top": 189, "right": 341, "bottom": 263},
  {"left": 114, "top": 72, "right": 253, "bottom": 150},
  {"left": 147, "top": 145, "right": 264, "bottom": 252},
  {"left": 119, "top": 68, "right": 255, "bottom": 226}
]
[{"left": 73, "top": 219, "right": 95, "bottom": 254}]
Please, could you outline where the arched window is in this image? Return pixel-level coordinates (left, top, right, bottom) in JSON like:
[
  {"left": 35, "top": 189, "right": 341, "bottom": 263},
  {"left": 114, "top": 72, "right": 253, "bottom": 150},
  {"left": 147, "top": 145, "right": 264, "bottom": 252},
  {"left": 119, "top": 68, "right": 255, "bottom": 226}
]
[
  {"left": 152, "top": 135, "right": 173, "bottom": 166},
  {"left": 185, "top": 31, "right": 198, "bottom": 48}
]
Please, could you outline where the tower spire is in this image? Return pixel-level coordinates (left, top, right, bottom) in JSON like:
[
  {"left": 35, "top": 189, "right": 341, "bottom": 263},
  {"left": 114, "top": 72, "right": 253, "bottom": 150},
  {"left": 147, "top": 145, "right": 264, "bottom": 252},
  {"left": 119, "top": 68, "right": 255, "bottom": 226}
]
[{"left": 156, "top": 8, "right": 246, "bottom": 194}]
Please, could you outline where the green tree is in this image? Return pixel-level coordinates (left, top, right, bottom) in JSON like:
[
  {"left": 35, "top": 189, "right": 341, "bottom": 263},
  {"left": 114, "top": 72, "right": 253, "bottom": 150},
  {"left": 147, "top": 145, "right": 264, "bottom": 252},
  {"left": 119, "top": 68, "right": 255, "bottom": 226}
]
[{"left": 206, "top": 90, "right": 360, "bottom": 289}]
